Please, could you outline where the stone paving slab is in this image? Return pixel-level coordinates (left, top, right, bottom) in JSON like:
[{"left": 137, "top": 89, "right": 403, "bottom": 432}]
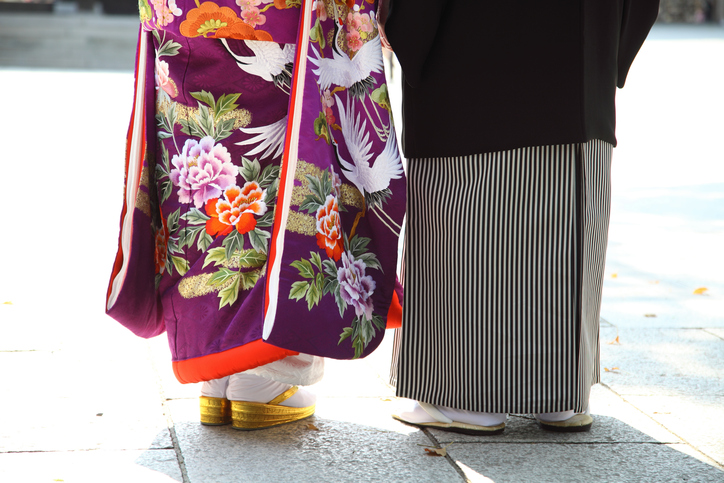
[
  {"left": 0, "top": 449, "right": 182, "bottom": 483},
  {"left": 623, "top": 395, "right": 724, "bottom": 467},
  {"left": 444, "top": 442, "right": 724, "bottom": 483},
  {"left": 706, "top": 328, "right": 724, "bottom": 341},
  {"left": 167, "top": 397, "right": 462, "bottom": 483},
  {"left": 599, "top": 327, "right": 724, "bottom": 398},
  {"left": 0, "top": 305, "right": 173, "bottom": 453},
  {"left": 425, "top": 385, "right": 681, "bottom": 446}
]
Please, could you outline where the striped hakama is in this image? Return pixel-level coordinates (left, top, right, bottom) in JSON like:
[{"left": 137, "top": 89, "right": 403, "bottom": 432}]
[{"left": 395, "top": 139, "right": 612, "bottom": 414}]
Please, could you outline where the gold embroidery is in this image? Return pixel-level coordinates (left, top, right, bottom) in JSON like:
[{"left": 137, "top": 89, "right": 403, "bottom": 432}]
[
  {"left": 178, "top": 273, "right": 221, "bottom": 299},
  {"left": 286, "top": 211, "right": 317, "bottom": 236},
  {"left": 340, "top": 184, "right": 364, "bottom": 209},
  {"left": 135, "top": 189, "right": 152, "bottom": 217},
  {"left": 139, "top": 165, "right": 150, "bottom": 188},
  {"left": 221, "top": 108, "right": 253, "bottom": 130},
  {"left": 292, "top": 160, "right": 364, "bottom": 209},
  {"left": 178, "top": 261, "right": 267, "bottom": 299},
  {"left": 157, "top": 98, "right": 252, "bottom": 131},
  {"left": 290, "top": 185, "right": 311, "bottom": 207},
  {"left": 294, "top": 159, "right": 323, "bottom": 183}
]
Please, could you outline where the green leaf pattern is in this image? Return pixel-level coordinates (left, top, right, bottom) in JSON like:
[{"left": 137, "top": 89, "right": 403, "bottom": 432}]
[
  {"left": 287, "top": 171, "right": 385, "bottom": 358},
  {"left": 149, "top": 40, "right": 279, "bottom": 310}
]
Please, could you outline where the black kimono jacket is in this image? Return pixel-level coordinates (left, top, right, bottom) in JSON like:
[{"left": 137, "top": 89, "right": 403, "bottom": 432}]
[{"left": 384, "top": 1, "right": 660, "bottom": 158}]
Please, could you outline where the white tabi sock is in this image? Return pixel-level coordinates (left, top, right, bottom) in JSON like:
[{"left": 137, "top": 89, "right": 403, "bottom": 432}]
[
  {"left": 536, "top": 405, "right": 590, "bottom": 422},
  {"left": 226, "top": 373, "right": 316, "bottom": 408},
  {"left": 397, "top": 400, "right": 507, "bottom": 427},
  {"left": 200, "top": 376, "right": 230, "bottom": 399}
]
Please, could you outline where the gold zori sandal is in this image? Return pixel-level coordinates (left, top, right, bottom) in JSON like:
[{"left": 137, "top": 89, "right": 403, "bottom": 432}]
[
  {"left": 230, "top": 386, "right": 315, "bottom": 430},
  {"left": 199, "top": 396, "right": 232, "bottom": 426}
]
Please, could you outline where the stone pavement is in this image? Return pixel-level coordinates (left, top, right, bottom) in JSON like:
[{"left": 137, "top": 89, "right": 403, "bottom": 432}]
[{"left": 1, "top": 11, "right": 723, "bottom": 483}]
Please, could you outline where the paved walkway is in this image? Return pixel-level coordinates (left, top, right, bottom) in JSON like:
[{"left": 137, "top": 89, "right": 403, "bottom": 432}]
[{"left": 0, "top": 12, "right": 723, "bottom": 483}]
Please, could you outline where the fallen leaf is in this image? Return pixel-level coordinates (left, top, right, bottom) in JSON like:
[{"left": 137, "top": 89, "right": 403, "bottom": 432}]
[
  {"left": 424, "top": 448, "right": 444, "bottom": 457},
  {"left": 379, "top": 397, "right": 392, "bottom": 402},
  {"left": 2, "top": 301, "right": 12, "bottom": 305},
  {"left": 607, "top": 335, "right": 620, "bottom": 345},
  {"left": 422, "top": 442, "right": 453, "bottom": 456},
  {"left": 644, "top": 314, "right": 657, "bottom": 318},
  {"left": 611, "top": 273, "right": 618, "bottom": 279},
  {"left": 604, "top": 367, "right": 620, "bottom": 372},
  {"left": 693, "top": 287, "right": 708, "bottom": 295},
  {"left": 649, "top": 280, "right": 660, "bottom": 284},
  {"left": 307, "top": 423, "right": 320, "bottom": 431},
  {"left": 653, "top": 411, "right": 671, "bottom": 415}
]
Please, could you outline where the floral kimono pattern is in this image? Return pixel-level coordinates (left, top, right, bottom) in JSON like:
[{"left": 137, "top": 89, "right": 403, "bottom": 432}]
[{"left": 106, "top": 0, "right": 405, "bottom": 383}]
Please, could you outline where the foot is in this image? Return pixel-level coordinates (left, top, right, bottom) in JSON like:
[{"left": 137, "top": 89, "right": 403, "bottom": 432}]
[
  {"left": 200, "top": 376, "right": 230, "bottom": 399},
  {"left": 397, "top": 400, "right": 507, "bottom": 427},
  {"left": 199, "top": 376, "right": 232, "bottom": 426},
  {"left": 535, "top": 407, "right": 593, "bottom": 432},
  {"left": 226, "top": 373, "right": 316, "bottom": 408},
  {"left": 393, "top": 400, "right": 506, "bottom": 435}
]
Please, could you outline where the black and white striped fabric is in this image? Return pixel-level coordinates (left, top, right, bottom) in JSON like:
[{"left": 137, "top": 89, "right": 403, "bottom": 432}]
[{"left": 394, "top": 139, "right": 612, "bottom": 414}]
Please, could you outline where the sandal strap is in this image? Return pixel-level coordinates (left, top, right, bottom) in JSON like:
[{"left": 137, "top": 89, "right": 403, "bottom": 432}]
[
  {"left": 267, "top": 385, "right": 299, "bottom": 405},
  {"left": 418, "top": 401, "right": 453, "bottom": 424}
]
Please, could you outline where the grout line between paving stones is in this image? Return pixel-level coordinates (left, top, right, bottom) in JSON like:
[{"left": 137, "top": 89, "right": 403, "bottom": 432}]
[
  {"left": 146, "top": 341, "right": 191, "bottom": 483},
  {"left": 703, "top": 328, "right": 724, "bottom": 342},
  {"left": 599, "top": 382, "right": 724, "bottom": 471},
  {"left": 421, "top": 428, "right": 470, "bottom": 482}
]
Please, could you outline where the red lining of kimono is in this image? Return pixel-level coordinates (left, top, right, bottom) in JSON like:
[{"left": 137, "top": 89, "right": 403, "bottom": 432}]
[
  {"left": 264, "top": 0, "right": 310, "bottom": 319},
  {"left": 172, "top": 339, "right": 299, "bottom": 384},
  {"left": 385, "top": 290, "right": 402, "bottom": 329},
  {"left": 107, "top": 28, "right": 146, "bottom": 303}
]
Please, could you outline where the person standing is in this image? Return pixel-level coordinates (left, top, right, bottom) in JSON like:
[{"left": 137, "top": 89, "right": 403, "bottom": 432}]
[
  {"left": 107, "top": 0, "right": 404, "bottom": 430},
  {"left": 382, "top": 1, "right": 660, "bottom": 433}
]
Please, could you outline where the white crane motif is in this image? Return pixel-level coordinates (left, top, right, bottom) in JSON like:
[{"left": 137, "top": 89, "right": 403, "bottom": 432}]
[
  {"left": 236, "top": 115, "right": 288, "bottom": 160},
  {"left": 308, "top": 21, "right": 383, "bottom": 100},
  {"left": 332, "top": 93, "right": 403, "bottom": 233},
  {"left": 220, "top": 38, "right": 296, "bottom": 94}
]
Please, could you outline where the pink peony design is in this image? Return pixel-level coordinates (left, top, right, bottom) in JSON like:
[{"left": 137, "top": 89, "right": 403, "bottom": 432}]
[
  {"left": 337, "top": 252, "right": 376, "bottom": 321},
  {"left": 170, "top": 137, "right": 239, "bottom": 208}
]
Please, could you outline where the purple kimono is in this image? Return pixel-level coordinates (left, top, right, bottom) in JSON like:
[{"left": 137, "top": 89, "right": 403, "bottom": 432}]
[{"left": 106, "top": 0, "right": 405, "bottom": 383}]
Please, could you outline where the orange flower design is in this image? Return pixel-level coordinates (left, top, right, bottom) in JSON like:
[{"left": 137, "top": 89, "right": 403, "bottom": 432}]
[
  {"left": 179, "top": 2, "right": 241, "bottom": 38},
  {"left": 180, "top": 1, "right": 274, "bottom": 41},
  {"left": 215, "top": 22, "right": 273, "bottom": 41},
  {"left": 315, "top": 194, "right": 343, "bottom": 261},
  {"left": 205, "top": 182, "right": 268, "bottom": 236}
]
